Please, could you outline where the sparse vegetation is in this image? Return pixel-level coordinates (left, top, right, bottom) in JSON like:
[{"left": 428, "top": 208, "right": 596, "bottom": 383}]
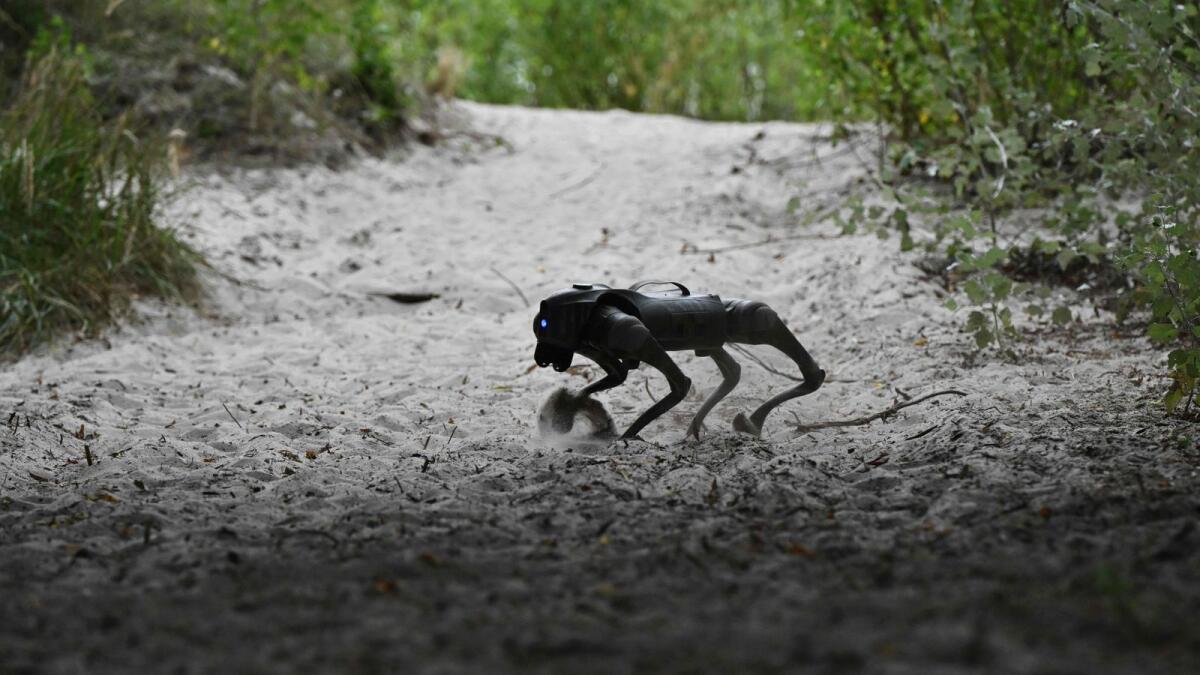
[{"left": 0, "top": 46, "right": 197, "bottom": 354}]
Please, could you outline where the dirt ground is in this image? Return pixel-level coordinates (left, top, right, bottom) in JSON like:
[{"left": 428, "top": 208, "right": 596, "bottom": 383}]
[{"left": 2, "top": 103, "right": 1198, "bottom": 674}]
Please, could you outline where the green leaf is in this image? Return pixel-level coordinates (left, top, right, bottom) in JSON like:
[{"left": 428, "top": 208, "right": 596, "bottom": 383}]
[
  {"left": 1056, "top": 248, "right": 1076, "bottom": 271},
  {"left": 1051, "top": 307, "right": 1072, "bottom": 325},
  {"left": 1165, "top": 385, "right": 1183, "bottom": 414},
  {"left": 965, "top": 311, "right": 989, "bottom": 333},
  {"left": 976, "top": 246, "right": 1005, "bottom": 270},
  {"left": 944, "top": 297, "right": 958, "bottom": 311},
  {"left": 985, "top": 272, "right": 1012, "bottom": 300},
  {"left": 964, "top": 280, "right": 988, "bottom": 305},
  {"left": 1148, "top": 322, "right": 1178, "bottom": 343},
  {"left": 998, "top": 306, "right": 1013, "bottom": 330}
]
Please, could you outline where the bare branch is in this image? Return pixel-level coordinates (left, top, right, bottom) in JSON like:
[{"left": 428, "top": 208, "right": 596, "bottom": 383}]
[{"left": 791, "top": 390, "right": 966, "bottom": 433}]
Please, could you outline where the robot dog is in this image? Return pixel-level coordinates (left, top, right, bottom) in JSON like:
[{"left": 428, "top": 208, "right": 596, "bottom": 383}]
[{"left": 533, "top": 281, "right": 825, "bottom": 439}]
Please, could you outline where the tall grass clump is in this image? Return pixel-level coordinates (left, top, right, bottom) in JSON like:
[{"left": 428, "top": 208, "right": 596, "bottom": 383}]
[{"left": 0, "top": 48, "right": 198, "bottom": 355}]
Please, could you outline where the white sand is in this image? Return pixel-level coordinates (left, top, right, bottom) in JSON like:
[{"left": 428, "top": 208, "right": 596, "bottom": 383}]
[{"left": 1, "top": 103, "right": 1196, "bottom": 674}]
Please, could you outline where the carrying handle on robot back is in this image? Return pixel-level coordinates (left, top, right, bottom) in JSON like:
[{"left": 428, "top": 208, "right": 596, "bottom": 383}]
[{"left": 629, "top": 280, "right": 691, "bottom": 296}]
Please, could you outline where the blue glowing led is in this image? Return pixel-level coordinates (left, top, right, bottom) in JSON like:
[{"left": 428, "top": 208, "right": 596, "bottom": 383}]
[{"left": 540, "top": 318, "right": 548, "bottom": 329}]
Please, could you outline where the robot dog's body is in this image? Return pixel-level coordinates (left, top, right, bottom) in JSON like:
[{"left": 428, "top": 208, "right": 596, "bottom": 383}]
[{"left": 533, "top": 281, "right": 825, "bottom": 439}]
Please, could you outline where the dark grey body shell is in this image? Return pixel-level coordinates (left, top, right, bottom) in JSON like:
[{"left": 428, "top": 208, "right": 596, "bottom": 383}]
[
  {"left": 593, "top": 289, "right": 726, "bottom": 351},
  {"left": 532, "top": 284, "right": 728, "bottom": 369}
]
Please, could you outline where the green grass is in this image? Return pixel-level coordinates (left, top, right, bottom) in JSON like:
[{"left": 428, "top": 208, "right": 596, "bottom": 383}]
[{"left": 0, "top": 49, "right": 199, "bottom": 355}]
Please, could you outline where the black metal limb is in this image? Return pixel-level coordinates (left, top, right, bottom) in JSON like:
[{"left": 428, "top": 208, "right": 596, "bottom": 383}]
[
  {"left": 732, "top": 318, "right": 825, "bottom": 436},
  {"left": 687, "top": 348, "right": 741, "bottom": 439}
]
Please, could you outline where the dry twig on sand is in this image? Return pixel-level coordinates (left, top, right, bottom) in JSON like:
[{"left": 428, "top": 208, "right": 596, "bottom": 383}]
[
  {"left": 730, "top": 344, "right": 855, "bottom": 384},
  {"left": 490, "top": 267, "right": 530, "bottom": 307},
  {"left": 791, "top": 389, "right": 966, "bottom": 434},
  {"left": 681, "top": 232, "right": 837, "bottom": 256},
  {"left": 221, "top": 401, "right": 243, "bottom": 430}
]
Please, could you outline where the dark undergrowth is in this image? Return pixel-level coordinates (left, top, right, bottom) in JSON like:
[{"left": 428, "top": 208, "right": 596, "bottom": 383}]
[{"left": 0, "top": 1, "right": 414, "bottom": 166}]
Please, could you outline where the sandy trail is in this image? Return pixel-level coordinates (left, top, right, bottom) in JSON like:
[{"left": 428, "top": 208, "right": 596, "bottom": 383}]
[{"left": 1, "top": 103, "right": 1198, "bottom": 673}]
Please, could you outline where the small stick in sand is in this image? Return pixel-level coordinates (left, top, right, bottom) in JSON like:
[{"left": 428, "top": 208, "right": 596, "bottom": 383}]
[
  {"left": 729, "top": 344, "right": 856, "bottom": 384},
  {"left": 221, "top": 401, "right": 243, "bottom": 430},
  {"left": 490, "top": 267, "right": 530, "bottom": 307},
  {"left": 681, "top": 232, "right": 837, "bottom": 256},
  {"left": 791, "top": 389, "right": 966, "bottom": 433},
  {"left": 730, "top": 344, "right": 803, "bottom": 382}
]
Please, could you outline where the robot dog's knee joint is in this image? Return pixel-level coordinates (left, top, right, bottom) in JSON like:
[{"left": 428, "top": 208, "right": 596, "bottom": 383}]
[{"left": 668, "top": 376, "right": 691, "bottom": 400}]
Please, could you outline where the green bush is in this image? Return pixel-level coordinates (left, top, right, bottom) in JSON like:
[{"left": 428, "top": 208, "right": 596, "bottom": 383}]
[
  {"left": 0, "top": 48, "right": 198, "bottom": 354},
  {"left": 814, "top": 1, "right": 1200, "bottom": 410},
  {"left": 404, "top": 0, "right": 833, "bottom": 121}
]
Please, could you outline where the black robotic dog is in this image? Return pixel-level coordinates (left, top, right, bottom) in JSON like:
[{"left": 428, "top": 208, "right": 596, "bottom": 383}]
[{"left": 533, "top": 281, "right": 825, "bottom": 439}]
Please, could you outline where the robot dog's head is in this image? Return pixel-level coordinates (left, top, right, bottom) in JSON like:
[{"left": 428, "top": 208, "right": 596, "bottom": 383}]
[{"left": 532, "top": 283, "right": 609, "bottom": 371}]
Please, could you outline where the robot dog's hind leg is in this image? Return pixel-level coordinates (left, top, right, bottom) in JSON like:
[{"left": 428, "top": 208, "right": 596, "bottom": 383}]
[
  {"left": 725, "top": 300, "right": 825, "bottom": 437},
  {"left": 686, "top": 348, "right": 741, "bottom": 439}
]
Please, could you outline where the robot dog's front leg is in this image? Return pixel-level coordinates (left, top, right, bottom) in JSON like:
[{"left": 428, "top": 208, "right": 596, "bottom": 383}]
[
  {"left": 588, "top": 309, "right": 691, "bottom": 439},
  {"left": 538, "top": 348, "right": 631, "bottom": 437},
  {"left": 576, "top": 348, "right": 630, "bottom": 397}
]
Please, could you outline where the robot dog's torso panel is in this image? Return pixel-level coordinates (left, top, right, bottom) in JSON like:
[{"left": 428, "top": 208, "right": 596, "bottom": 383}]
[{"left": 612, "top": 292, "right": 727, "bottom": 351}]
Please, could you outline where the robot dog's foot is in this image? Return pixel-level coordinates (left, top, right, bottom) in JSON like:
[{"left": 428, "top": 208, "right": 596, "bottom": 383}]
[{"left": 732, "top": 412, "right": 762, "bottom": 437}]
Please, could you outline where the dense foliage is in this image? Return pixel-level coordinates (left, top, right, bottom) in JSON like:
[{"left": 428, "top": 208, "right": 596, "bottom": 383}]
[
  {"left": 800, "top": 1, "right": 1200, "bottom": 411},
  {"left": 408, "top": 0, "right": 826, "bottom": 121}
]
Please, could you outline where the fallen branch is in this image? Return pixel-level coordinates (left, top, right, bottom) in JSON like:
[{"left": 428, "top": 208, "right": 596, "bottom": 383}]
[
  {"left": 729, "top": 344, "right": 855, "bottom": 383},
  {"left": 681, "top": 232, "right": 838, "bottom": 255},
  {"left": 368, "top": 291, "right": 440, "bottom": 304},
  {"left": 730, "top": 344, "right": 802, "bottom": 381},
  {"left": 490, "top": 267, "right": 530, "bottom": 307},
  {"left": 791, "top": 389, "right": 966, "bottom": 433}
]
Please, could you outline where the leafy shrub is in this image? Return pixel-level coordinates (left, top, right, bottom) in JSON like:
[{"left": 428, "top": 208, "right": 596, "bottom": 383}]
[
  {"left": 813, "top": 1, "right": 1200, "bottom": 410},
  {"left": 0, "top": 47, "right": 198, "bottom": 354}
]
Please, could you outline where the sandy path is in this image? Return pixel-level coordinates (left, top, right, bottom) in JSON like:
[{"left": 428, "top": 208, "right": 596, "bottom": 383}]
[{"left": 1, "top": 103, "right": 1198, "bottom": 673}]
